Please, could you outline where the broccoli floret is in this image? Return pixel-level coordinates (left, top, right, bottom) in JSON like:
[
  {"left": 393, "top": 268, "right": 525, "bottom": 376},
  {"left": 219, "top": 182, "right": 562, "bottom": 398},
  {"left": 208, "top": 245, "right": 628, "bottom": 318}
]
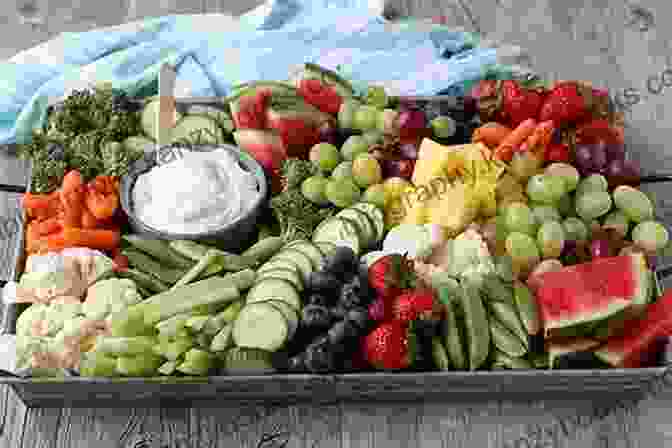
[
  {"left": 101, "top": 141, "right": 143, "bottom": 178},
  {"left": 270, "top": 189, "right": 334, "bottom": 242},
  {"left": 280, "top": 158, "right": 317, "bottom": 191}
]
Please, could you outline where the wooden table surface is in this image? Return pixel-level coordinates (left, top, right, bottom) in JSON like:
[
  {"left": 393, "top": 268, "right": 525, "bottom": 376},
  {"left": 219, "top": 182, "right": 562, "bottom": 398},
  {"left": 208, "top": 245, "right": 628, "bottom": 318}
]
[{"left": 2, "top": 0, "right": 672, "bottom": 446}]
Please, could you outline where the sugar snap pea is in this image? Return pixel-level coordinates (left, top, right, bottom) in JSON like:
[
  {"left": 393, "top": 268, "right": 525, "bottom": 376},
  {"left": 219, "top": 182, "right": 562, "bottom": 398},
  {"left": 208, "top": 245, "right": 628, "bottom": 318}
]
[
  {"left": 122, "top": 249, "right": 186, "bottom": 285},
  {"left": 123, "top": 235, "right": 194, "bottom": 269},
  {"left": 481, "top": 274, "right": 515, "bottom": 304},
  {"left": 488, "top": 301, "right": 529, "bottom": 349},
  {"left": 431, "top": 336, "right": 451, "bottom": 370},
  {"left": 492, "top": 350, "right": 533, "bottom": 369},
  {"left": 513, "top": 281, "right": 541, "bottom": 335},
  {"left": 442, "top": 299, "right": 467, "bottom": 370},
  {"left": 490, "top": 318, "right": 527, "bottom": 358},
  {"left": 458, "top": 279, "right": 490, "bottom": 370}
]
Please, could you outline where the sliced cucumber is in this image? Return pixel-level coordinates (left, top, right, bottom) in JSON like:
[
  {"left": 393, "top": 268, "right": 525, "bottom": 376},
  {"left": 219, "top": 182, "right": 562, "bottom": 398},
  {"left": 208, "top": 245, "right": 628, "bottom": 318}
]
[
  {"left": 186, "top": 104, "right": 235, "bottom": 134},
  {"left": 255, "top": 268, "right": 304, "bottom": 292},
  {"left": 314, "top": 241, "right": 337, "bottom": 259},
  {"left": 223, "top": 347, "right": 275, "bottom": 375},
  {"left": 352, "top": 202, "right": 385, "bottom": 245},
  {"left": 232, "top": 302, "right": 289, "bottom": 352},
  {"left": 270, "top": 248, "right": 315, "bottom": 283},
  {"left": 257, "top": 259, "right": 302, "bottom": 278},
  {"left": 338, "top": 208, "right": 376, "bottom": 249},
  {"left": 265, "top": 299, "right": 299, "bottom": 340},
  {"left": 171, "top": 115, "right": 223, "bottom": 145},
  {"left": 246, "top": 278, "right": 302, "bottom": 311},
  {"left": 141, "top": 98, "right": 181, "bottom": 141},
  {"left": 285, "top": 241, "right": 325, "bottom": 271},
  {"left": 313, "top": 217, "right": 361, "bottom": 255}
]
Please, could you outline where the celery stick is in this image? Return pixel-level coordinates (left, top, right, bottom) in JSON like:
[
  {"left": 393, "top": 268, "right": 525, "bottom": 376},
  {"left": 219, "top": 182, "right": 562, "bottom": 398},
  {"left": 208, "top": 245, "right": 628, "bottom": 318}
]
[
  {"left": 241, "top": 236, "right": 284, "bottom": 264},
  {"left": 218, "top": 300, "right": 244, "bottom": 324},
  {"left": 116, "top": 353, "right": 163, "bottom": 377},
  {"left": 155, "top": 338, "right": 194, "bottom": 361},
  {"left": 172, "top": 250, "right": 220, "bottom": 289},
  {"left": 169, "top": 240, "right": 256, "bottom": 271},
  {"left": 177, "top": 349, "right": 214, "bottom": 376},
  {"left": 210, "top": 324, "right": 233, "bottom": 352},
  {"left": 155, "top": 314, "right": 191, "bottom": 338},
  {"left": 185, "top": 315, "right": 210, "bottom": 332},
  {"left": 221, "top": 269, "right": 256, "bottom": 291},
  {"left": 94, "top": 336, "right": 156, "bottom": 356},
  {"left": 79, "top": 352, "right": 118, "bottom": 377},
  {"left": 143, "top": 285, "right": 240, "bottom": 326},
  {"left": 109, "top": 307, "right": 152, "bottom": 337},
  {"left": 158, "top": 360, "right": 179, "bottom": 375},
  {"left": 196, "top": 333, "right": 212, "bottom": 349}
]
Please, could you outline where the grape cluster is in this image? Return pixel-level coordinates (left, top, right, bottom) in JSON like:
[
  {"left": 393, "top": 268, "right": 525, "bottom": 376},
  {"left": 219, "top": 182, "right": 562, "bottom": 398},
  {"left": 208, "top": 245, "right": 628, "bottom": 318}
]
[
  {"left": 287, "top": 247, "right": 375, "bottom": 373},
  {"left": 574, "top": 141, "right": 640, "bottom": 186}
]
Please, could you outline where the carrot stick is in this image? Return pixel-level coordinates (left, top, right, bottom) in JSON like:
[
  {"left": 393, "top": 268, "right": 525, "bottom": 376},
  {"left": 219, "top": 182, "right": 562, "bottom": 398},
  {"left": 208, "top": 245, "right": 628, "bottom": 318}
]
[
  {"left": 61, "top": 170, "right": 84, "bottom": 195},
  {"left": 22, "top": 191, "right": 61, "bottom": 220},
  {"left": 519, "top": 120, "right": 555, "bottom": 153},
  {"left": 472, "top": 122, "right": 512, "bottom": 147},
  {"left": 33, "top": 217, "right": 62, "bottom": 237},
  {"left": 81, "top": 208, "right": 99, "bottom": 229},
  {"left": 56, "top": 227, "right": 121, "bottom": 252},
  {"left": 494, "top": 118, "right": 537, "bottom": 162}
]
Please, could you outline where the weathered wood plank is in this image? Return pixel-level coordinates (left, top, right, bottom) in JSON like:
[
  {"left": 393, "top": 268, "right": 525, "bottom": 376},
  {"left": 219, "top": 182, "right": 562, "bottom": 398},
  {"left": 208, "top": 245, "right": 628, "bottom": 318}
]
[
  {"left": 417, "top": 402, "right": 500, "bottom": 447},
  {"left": 126, "top": 0, "right": 203, "bottom": 21},
  {"left": 341, "top": 402, "right": 420, "bottom": 448}
]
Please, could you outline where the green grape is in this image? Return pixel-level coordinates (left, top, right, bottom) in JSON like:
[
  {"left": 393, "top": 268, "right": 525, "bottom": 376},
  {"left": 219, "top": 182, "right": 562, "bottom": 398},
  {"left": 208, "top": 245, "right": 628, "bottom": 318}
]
[
  {"left": 632, "top": 221, "right": 669, "bottom": 252},
  {"left": 537, "top": 221, "right": 566, "bottom": 259},
  {"left": 365, "top": 86, "right": 388, "bottom": 109},
  {"left": 602, "top": 211, "right": 630, "bottom": 239},
  {"left": 575, "top": 191, "right": 612, "bottom": 221},
  {"left": 509, "top": 151, "right": 543, "bottom": 182},
  {"left": 331, "top": 161, "right": 354, "bottom": 180},
  {"left": 612, "top": 185, "right": 654, "bottom": 223},
  {"left": 341, "top": 135, "right": 369, "bottom": 161},
  {"left": 576, "top": 174, "right": 608, "bottom": 197},
  {"left": 301, "top": 175, "right": 330, "bottom": 206},
  {"left": 352, "top": 154, "right": 383, "bottom": 188},
  {"left": 338, "top": 99, "right": 361, "bottom": 129},
  {"left": 555, "top": 194, "right": 574, "bottom": 217},
  {"left": 325, "top": 178, "right": 361, "bottom": 208},
  {"left": 505, "top": 232, "right": 541, "bottom": 269},
  {"left": 563, "top": 217, "right": 589, "bottom": 242},
  {"left": 531, "top": 204, "right": 562, "bottom": 225},
  {"left": 504, "top": 202, "right": 537, "bottom": 235},
  {"left": 362, "top": 183, "right": 387, "bottom": 208},
  {"left": 544, "top": 162, "right": 580, "bottom": 192},
  {"left": 430, "top": 116, "right": 457, "bottom": 139},
  {"left": 309, "top": 143, "right": 341, "bottom": 173},
  {"left": 527, "top": 174, "right": 566, "bottom": 204},
  {"left": 353, "top": 105, "right": 379, "bottom": 130},
  {"left": 362, "top": 131, "right": 383, "bottom": 147}
]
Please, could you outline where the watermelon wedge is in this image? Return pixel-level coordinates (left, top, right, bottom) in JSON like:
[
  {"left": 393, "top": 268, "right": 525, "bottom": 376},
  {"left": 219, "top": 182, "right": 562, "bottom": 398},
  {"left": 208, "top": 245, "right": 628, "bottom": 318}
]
[
  {"left": 233, "top": 129, "right": 287, "bottom": 173},
  {"left": 534, "top": 253, "right": 649, "bottom": 335},
  {"left": 595, "top": 289, "right": 672, "bottom": 367}
]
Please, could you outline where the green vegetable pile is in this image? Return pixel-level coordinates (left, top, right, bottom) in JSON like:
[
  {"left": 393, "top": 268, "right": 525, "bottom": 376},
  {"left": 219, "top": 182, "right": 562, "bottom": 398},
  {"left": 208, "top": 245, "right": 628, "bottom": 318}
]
[{"left": 17, "top": 84, "right": 150, "bottom": 193}]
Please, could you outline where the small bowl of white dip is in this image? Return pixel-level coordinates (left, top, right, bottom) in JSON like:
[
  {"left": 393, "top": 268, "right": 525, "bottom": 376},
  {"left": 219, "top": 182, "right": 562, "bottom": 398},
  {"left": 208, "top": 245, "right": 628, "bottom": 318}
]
[{"left": 119, "top": 143, "right": 267, "bottom": 252}]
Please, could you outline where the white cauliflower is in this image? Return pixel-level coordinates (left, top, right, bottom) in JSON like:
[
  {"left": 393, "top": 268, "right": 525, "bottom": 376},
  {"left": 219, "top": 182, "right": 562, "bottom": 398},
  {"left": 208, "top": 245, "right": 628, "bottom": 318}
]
[{"left": 82, "top": 278, "right": 143, "bottom": 322}]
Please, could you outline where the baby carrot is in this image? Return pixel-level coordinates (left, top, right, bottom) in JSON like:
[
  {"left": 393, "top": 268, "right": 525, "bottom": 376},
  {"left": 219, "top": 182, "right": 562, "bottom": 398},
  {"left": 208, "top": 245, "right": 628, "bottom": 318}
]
[
  {"left": 22, "top": 191, "right": 61, "bottom": 220},
  {"left": 61, "top": 170, "right": 84, "bottom": 195},
  {"left": 472, "top": 122, "right": 512, "bottom": 148},
  {"left": 33, "top": 217, "right": 62, "bottom": 237},
  {"left": 81, "top": 208, "right": 99, "bottom": 229},
  {"left": 494, "top": 118, "right": 537, "bottom": 162},
  {"left": 60, "top": 227, "right": 121, "bottom": 251},
  {"left": 519, "top": 120, "right": 555, "bottom": 154}
]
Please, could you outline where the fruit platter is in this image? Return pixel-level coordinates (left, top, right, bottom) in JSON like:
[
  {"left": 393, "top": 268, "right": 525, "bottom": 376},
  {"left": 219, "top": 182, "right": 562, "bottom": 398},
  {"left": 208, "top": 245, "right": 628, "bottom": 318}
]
[{"left": 3, "top": 62, "right": 672, "bottom": 407}]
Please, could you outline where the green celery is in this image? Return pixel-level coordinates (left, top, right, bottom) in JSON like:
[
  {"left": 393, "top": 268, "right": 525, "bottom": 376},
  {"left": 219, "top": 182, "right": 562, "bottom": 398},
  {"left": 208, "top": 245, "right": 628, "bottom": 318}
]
[
  {"left": 143, "top": 285, "right": 239, "bottom": 326},
  {"left": 177, "top": 349, "right": 214, "bottom": 376},
  {"left": 116, "top": 353, "right": 163, "bottom": 377},
  {"left": 94, "top": 336, "right": 156, "bottom": 356},
  {"left": 172, "top": 250, "right": 220, "bottom": 289}
]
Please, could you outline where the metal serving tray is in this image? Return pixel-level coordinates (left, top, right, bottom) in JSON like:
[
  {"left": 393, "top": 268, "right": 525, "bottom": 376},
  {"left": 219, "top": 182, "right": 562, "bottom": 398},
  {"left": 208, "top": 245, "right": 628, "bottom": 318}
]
[{"left": 0, "top": 92, "right": 670, "bottom": 409}]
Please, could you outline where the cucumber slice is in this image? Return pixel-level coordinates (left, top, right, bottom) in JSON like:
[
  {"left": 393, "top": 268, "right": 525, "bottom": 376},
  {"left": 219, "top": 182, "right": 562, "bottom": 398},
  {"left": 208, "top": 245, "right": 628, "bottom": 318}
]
[
  {"left": 257, "top": 259, "right": 302, "bottom": 278},
  {"left": 337, "top": 208, "right": 376, "bottom": 249},
  {"left": 171, "top": 115, "right": 223, "bottom": 145},
  {"left": 284, "top": 241, "right": 325, "bottom": 271},
  {"left": 352, "top": 202, "right": 385, "bottom": 245},
  {"left": 255, "top": 268, "right": 304, "bottom": 292},
  {"left": 314, "top": 241, "right": 337, "bottom": 259},
  {"left": 233, "top": 303, "right": 289, "bottom": 351},
  {"left": 270, "top": 248, "right": 315, "bottom": 283},
  {"left": 141, "top": 99, "right": 181, "bottom": 141},
  {"left": 313, "top": 217, "right": 361, "bottom": 255},
  {"left": 246, "top": 278, "right": 302, "bottom": 311},
  {"left": 223, "top": 347, "right": 275, "bottom": 375},
  {"left": 265, "top": 299, "right": 299, "bottom": 340},
  {"left": 186, "top": 104, "right": 235, "bottom": 134}
]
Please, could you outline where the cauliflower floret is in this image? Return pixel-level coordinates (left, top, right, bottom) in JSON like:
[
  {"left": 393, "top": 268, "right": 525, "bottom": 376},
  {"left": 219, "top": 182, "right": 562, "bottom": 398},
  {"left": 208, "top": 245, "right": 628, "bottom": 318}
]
[{"left": 82, "top": 278, "right": 142, "bottom": 321}]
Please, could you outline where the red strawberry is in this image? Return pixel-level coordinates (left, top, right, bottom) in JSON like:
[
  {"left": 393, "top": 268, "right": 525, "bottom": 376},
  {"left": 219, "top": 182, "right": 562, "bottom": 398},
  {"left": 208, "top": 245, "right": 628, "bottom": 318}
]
[
  {"left": 574, "top": 118, "right": 624, "bottom": 146},
  {"left": 544, "top": 142, "right": 570, "bottom": 163},
  {"left": 367, "top": 254, "right": 416, "bottom": 300},
  {"left": 470, "top": 79, "right": 498, "bottom": 100},
  {"left": 232, "top": 89, "right": 270, "bottom": 129},
  {"left": 500, "top": 80, "right": 545, "bottom": 128},
  {"left": 363, "top": 321, "right": 416, "bottom": 370},
  {"left": 298, "top": 78, "right": 343, "bottom": 115},
  {"left": 391, "top": 289, "right": 440, "bottom": 324},
  {"left": 539, "top": 81, "right": 587, "bottom": 125}
]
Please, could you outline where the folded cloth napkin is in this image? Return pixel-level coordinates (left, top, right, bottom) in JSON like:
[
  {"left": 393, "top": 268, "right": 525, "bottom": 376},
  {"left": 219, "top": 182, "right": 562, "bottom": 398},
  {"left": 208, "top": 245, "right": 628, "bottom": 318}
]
[{"left": 0, "top": 0, "right": 533, "bottom": 146}]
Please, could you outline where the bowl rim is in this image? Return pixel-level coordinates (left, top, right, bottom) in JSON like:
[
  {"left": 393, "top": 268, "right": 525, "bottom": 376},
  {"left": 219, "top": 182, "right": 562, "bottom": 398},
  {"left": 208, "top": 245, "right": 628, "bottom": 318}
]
[{"left": 119, "top": 142, "right": 268, "bottom": 239}]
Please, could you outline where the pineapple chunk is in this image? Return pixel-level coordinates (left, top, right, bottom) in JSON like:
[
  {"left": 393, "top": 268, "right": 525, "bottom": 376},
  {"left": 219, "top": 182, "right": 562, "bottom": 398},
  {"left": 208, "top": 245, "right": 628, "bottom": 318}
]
[
  {"left": 425, "top": 182, "right": 480, "bottom": 237},
  {"left": 412, "top": 139, "right": 468, "bottom": 186}
]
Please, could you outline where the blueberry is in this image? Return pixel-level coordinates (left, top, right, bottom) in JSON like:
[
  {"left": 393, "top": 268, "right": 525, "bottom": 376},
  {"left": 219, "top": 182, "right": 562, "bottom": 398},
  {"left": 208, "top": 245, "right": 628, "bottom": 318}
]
[
  {"left": 330, "top": 305, "right": 348, "bottom": 321},
  {"left": 301, "top": 305, "right": 332, "bottom": 330},
  {"left": 339, "top": 283, "right": 364, "bottom": 309},
  {"left": 307, "top": 271, "right": 341, "bottom": 294},
  {"left": 323, "top": 247, "right": 357, "bottom": 279},
  {"left": 304, "top": 341, "right": 335, "bottom": 373},
  {"left": 328, "top": 320, "right": 359, "bottom": 345},
  {"left": 287, "top": 353, "right": 307, "bottom": 372},
  {"left": 346, "top": 307, "right": 371, "bottom": 331},
  {"left": 307, "top": 294, "right": 330, "bottom": 307}
]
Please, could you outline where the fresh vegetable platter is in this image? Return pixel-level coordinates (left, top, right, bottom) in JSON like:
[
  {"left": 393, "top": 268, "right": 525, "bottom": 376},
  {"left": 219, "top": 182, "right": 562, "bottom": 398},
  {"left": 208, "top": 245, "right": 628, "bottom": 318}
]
[{"left": 4, "top": 63, "right": 672, "bottom": 407}]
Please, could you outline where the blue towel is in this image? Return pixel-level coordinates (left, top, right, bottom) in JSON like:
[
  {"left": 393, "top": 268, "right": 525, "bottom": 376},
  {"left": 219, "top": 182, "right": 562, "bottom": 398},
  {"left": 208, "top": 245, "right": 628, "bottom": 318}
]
[{"left": 0, "top": 0, "right": 530, "bottom": 145}]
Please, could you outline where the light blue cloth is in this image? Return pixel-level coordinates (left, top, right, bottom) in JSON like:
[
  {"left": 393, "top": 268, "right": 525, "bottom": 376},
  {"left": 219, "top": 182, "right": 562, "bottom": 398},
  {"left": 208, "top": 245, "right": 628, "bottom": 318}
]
[{"left": 0, "top": 0, "right": 525, "bottom": 145}]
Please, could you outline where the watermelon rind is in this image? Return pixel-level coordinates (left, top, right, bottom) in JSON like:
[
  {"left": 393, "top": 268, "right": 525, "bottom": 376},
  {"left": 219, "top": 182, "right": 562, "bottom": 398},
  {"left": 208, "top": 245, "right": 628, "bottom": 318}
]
[
  {"left": 546, "top": 337, "right": 602, "bottom": 369},
  {"left": 536, "top": 253, "right": 649, "bottom": 335}
]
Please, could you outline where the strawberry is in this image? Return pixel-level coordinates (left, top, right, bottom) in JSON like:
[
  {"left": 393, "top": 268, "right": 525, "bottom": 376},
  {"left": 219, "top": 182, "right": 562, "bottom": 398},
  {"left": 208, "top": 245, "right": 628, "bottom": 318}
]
[
  {"left": 500, "top": 80, "right": 545, "bottom": 128},
  {"left": 391, "top": 289, "right": 440, "bottom": 324},
  {"left": 363, "top": 321, "right": 417, "bottom": 370},
  {"left": 232, "top": 89, "right": 270, "bottom": 130},
  {"left": 574, "top": 118, "right": 624, "bottom": 146},
  {"left": 367, "top": 253, "right": 416, "bottom": 300},
  {"left": 297, "top": 78, "right": 343, "bottom": 115},
  {"left": 470, "top": 80, "right": 501, "bottom": 122},
  {"left": 539, "top": 81, "right": 588, "bottom": 125},
  {"left": 544, "top": 142, "right": 570, "bottom": 163}
]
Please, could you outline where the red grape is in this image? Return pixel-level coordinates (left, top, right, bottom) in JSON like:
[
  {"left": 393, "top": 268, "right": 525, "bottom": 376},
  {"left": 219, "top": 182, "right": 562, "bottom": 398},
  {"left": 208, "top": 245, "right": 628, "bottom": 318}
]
[
  {"left": 561, "top": 239, "right": 577, "bottom": 257},
  {"left": 400, "top": 143, "right": 419, "bottom": 160},
  {"left": 397, "top": 109, "right": 427, "bottom": 138},
  {"left": 590, "top": 239, "right": 612, "bottom": 259},
  {"left": 605, "top": 143, "right": 625, "bottom": 163},
  {"left": 575, "top": 145, "right": 593, "bottom": 173},
  {"left": 606, "top": 159, "right": 625, "bottom": 178},
  {"left": 591, "top": 142, "right": 607, "bottom": 172},
  {"left": 647, "top": 255, "right": 658, "bottom": 269},
  {"left": 384, "top": 159, "right": 414, "bottom": 179},
  {"left": 319, "top": 122, "right": 340, "bottom": 146},
  {"left": 623, "top": 159, "right": 641, "bottom": 178}
]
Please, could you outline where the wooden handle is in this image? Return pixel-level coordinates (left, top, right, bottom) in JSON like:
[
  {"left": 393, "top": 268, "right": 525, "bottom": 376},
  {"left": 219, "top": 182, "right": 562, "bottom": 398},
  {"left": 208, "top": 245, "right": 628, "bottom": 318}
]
[{"left": 157, "top": 63, "right": 178, "bottom": 147}]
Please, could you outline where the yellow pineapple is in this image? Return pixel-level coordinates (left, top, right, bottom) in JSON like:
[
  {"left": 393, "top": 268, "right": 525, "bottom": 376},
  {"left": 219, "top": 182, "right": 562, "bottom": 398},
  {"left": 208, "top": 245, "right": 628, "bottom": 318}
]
[{"left": 425, "top": 181, "right": 481, "bottom": 237}]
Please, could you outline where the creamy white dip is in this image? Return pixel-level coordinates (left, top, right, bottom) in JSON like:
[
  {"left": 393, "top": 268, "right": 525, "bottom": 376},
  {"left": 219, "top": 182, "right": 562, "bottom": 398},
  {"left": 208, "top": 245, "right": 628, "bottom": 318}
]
[{"left": 132, "top": 148, "right": 260, "bottom": 235}]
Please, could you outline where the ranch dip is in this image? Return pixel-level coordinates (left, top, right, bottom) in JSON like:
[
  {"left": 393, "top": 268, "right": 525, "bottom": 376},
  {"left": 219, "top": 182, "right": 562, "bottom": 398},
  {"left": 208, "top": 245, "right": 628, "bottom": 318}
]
[{"left": 132, "top": 148, "right": 261, "bottom": 235}]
